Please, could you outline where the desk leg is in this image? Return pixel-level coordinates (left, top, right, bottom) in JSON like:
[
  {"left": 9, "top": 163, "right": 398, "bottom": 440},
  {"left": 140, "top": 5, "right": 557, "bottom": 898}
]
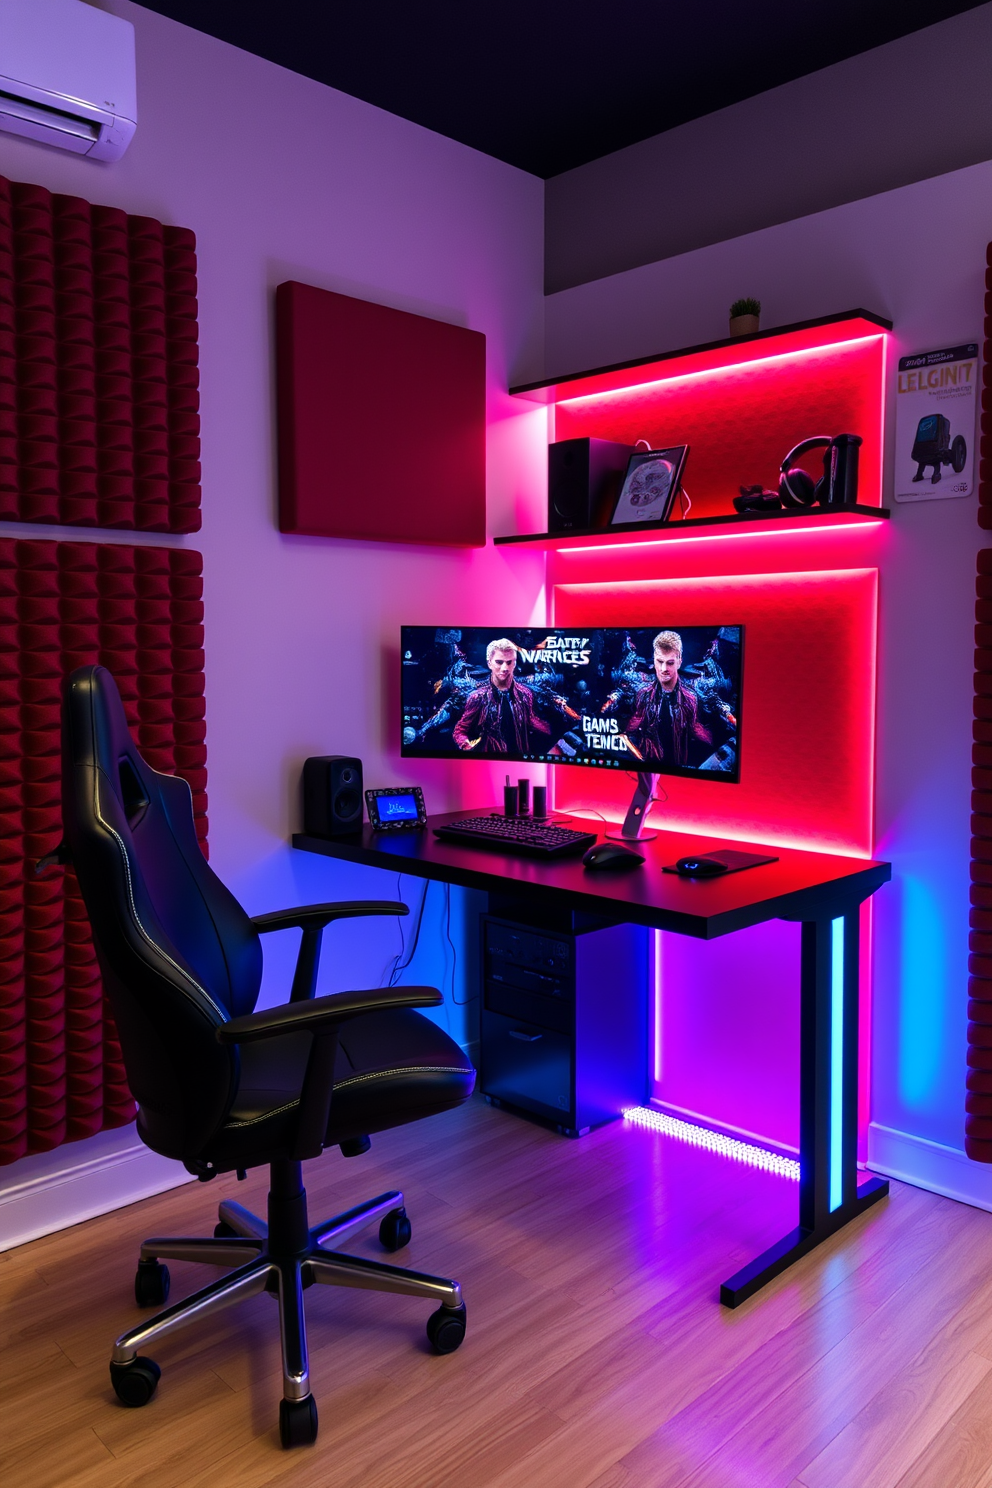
[{"left": 720, "top": 910, "right": 888, "bottom": 1308}]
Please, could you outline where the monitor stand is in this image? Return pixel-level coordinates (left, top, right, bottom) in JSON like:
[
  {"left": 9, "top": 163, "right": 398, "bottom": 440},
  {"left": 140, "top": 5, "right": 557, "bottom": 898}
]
[{"left": 605, "top": 773, "right": 658, "bottom": 843}]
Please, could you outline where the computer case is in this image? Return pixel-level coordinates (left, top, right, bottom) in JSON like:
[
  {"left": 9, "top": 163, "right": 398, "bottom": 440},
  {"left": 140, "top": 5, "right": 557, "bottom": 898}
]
[{"left": 480, "top": 914, "right": 648, "bottom": 1137}]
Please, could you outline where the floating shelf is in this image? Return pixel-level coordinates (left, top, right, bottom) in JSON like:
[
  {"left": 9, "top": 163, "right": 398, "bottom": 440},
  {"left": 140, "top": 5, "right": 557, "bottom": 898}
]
[
  {"left": 494, "top": 504, "right": 889, "bottom": 551},
  {"left": 509, "top": 309, "right": 893, "bottom": 403},
  {"left": 504, "top": 309, "right": 892, "bottom": 540}
]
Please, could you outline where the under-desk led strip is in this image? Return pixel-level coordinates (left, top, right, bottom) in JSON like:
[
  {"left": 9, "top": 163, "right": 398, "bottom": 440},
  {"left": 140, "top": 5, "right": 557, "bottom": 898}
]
[{"left": 622, "top": 1106, "right": 801, "bottom": 1180}]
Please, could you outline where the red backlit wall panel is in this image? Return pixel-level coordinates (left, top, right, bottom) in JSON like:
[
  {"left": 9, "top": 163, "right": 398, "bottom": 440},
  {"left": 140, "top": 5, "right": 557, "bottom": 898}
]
[
  {"left": 553, "top": 567, "right": 878, "bottom": 1159},
  {"left": 552, "top": 568, "right": 878, "bottom": 858},
  {"left": 552, "top": 336, "right": 886, "bottom": 523},
  {"left": 276, "top": 280, "right": 486, "bottom": 547},
  {"left": 525, "top": 318, "right": 887, "bottom": 1162},
  {"left": 0, "top": 538, "right": 207, "bottom": 1163},
  {"left": 0, "top": 175, "right": 201, "bottom": 533}
]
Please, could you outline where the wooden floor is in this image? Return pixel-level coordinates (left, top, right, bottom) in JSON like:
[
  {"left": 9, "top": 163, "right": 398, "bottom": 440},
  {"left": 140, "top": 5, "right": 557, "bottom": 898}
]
[{"left": 3, "top": 1097, "right": 992, "bottom": 1487}]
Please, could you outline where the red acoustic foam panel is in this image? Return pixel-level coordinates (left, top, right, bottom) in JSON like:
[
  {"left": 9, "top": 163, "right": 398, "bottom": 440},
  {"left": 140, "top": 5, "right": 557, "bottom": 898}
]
[
  {"left": 0, "top": 174, "right": 200, "bottom": 533},
  {"left": 551, "top": 568, "right": 878, "bottom": 858},
  {"left": 552, "top": 335, "right": 885, "bottom": 522},
  {"left": 276, "top": 281, "right": 486, "bottom": 546},
  {"left": 0, "top": 538, "right": 207, "bottom": 1164}
]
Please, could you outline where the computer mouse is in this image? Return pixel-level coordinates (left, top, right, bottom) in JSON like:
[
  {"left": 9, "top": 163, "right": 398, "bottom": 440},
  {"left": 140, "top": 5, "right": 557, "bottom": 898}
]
[
  {"left": 582, "top": 842, "right": 645, "bottom": 871},
  {"left": 675, "top": 856, "right": 729, "bottom": 878}
]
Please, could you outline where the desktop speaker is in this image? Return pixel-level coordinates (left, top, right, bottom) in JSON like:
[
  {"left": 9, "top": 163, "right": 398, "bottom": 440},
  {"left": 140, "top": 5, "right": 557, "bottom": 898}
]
[
  {"left": 548, "top": 437, "right": 634, "bottom": 532},
  {"left": 303, "top": 755, "right": 363, "bottom": 836}
]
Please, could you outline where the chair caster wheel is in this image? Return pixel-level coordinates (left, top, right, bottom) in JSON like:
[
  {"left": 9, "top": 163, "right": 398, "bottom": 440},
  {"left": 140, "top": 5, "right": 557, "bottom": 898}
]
[
  {"left": 426, "top": 1302, "right": 466, "bottom": 1354},
  {"left": 279, "top": 1393, "right": 318, "bottom": 1448},
  {"left": 134, "top": 1259, "right": 170, "bottom": 1307},
  {"left": 214, "top": 1221, "right": 237, "bottom": 1238},
  {"left": 110, "top": 1356, "right": 161, "bottom": 1407},
  {"left": 379, "top": 1206, "right": 412, "bottom": 1252}
]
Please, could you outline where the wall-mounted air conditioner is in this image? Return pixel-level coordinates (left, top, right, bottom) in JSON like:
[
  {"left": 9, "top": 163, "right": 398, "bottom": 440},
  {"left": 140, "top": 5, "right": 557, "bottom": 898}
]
[{"left": 0, "top": 0, "right": 136, "bottom": 161}]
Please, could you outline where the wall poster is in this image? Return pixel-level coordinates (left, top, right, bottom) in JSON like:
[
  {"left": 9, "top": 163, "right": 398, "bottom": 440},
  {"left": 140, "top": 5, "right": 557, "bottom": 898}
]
[{"left": 894, "top": 342, "right": 979, "bottom": 503}]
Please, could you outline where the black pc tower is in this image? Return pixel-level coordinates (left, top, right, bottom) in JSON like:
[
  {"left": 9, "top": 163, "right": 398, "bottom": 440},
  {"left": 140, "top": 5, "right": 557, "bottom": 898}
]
[{"left": 480, "top": 911, "right": 648, "bottom": 1137}]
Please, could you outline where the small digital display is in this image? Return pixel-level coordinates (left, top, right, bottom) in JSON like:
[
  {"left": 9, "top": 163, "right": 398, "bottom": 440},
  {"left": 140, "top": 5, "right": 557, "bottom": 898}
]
[{"left": 379, "top": 793, "right": 419, "bottom": 822}]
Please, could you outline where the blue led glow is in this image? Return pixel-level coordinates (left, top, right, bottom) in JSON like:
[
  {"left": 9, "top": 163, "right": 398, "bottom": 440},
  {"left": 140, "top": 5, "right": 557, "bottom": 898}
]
[
  {"left": 829, "top": 916, "right": 844, "bottom": 1213},
  {"left": 897, "top": 874, "right": 945, "bottom": 1108}
]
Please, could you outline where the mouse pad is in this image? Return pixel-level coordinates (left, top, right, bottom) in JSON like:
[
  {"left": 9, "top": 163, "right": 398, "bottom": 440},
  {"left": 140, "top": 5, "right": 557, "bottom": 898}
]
[{"left": 662, "top": 850, "right": 779, "bottom": 875}]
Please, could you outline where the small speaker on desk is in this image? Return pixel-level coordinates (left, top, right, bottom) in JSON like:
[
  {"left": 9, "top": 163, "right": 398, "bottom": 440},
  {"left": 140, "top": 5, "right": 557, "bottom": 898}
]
[
  {"left": 548, "top": 437, "right": 634, "bottom": 532},
  {"left": 303, "top": 756, "right": 363, "bottom": 836}
]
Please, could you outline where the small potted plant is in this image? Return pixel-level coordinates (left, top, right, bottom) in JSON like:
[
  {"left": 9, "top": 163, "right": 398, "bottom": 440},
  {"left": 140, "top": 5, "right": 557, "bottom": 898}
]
[{"left": 729, "top": 297, "right": 761, "bottom": 337}]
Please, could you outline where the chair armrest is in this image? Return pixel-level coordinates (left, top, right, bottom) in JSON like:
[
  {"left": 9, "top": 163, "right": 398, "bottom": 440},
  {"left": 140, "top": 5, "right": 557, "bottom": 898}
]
[
  {"left": 252, "top": 901, "right": 412, "bottom": 1004},
  {"left": 216, "top": 984, "right": 441, "bottom": 1045},
  {"left": 250, "top": 901, "right": 409, "bottom": 934}
]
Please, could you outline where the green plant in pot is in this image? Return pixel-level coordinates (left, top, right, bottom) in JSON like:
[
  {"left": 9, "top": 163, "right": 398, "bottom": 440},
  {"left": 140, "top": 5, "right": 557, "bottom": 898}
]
[{"left": 729, "top": 297, "right": 761, "bottom": 337}]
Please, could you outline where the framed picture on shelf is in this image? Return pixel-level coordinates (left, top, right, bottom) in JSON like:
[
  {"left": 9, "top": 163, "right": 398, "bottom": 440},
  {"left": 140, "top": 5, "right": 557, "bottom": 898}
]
[{"left": 611, "top": 445, "right": 689, "bottom": 526}]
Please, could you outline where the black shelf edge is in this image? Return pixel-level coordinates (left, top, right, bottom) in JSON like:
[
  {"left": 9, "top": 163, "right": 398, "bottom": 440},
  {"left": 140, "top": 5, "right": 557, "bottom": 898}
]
[
  {"left": 508, "top": 309, "right": 893, "bottom": 398},
  {"left": 493, "top": 504, "right": 890, "bottom": 547}
]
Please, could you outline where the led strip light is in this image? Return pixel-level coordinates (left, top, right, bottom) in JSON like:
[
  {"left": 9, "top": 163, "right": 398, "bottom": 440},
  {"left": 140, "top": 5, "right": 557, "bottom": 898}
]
[{"left": 622, "top": 1106, "right": 800, "bottom": 1180}]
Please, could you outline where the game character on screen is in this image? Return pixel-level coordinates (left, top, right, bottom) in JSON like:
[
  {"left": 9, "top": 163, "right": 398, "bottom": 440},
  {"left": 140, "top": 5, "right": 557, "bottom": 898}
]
[
  {"left": 452, "top": 638, "right": 552, "bottom": 755},
  {"left": 681, "top": 631, "right": 738, "bottom": 732},
  {"left": 624, "top": 630, "right": 711, "bottom": 768},
  {"left": 412, "top": 631, "right": 485, "bottom": 743}
]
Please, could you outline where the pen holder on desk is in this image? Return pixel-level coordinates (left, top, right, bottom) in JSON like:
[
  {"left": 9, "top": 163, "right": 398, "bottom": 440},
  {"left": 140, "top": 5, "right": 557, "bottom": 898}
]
[{"left": 503, "top": 784, "right": 519, "bottom": 817}]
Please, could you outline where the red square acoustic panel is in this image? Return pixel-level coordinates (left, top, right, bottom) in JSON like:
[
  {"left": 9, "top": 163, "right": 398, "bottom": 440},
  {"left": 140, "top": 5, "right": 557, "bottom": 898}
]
[
  {"left": 276, "top": 281, "right": 486, "bottom": 546},
  {"left": 0, "top": 538, "right": 207, "bottom": 1163}
]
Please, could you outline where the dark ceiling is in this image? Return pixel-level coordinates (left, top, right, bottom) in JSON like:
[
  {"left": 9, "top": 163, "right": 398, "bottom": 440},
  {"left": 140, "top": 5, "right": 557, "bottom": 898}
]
[{"left": 137, "top": 1, "right": 986, "bottom": 178}]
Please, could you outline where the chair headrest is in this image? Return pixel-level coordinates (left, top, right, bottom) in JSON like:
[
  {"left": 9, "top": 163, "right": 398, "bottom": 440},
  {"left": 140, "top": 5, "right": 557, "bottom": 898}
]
[
  {"left": 64, "top": 664, "right": 135, "bottom": 774},
  {"left": 64, "top": 665, "right": 154, "bottom": 825}
]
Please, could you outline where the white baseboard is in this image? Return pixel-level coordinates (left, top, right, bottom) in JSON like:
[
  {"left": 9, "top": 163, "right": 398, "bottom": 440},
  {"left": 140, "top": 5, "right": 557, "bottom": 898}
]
[
  {"left": 868, "top": 1122, "right": 992, "bottom": 1212},
  {"left": 0, "top": 1124, "right": 193, "bottom": 1253},
  {"left": 4, "top": 1110, "right": 985, "bottom": 1255},
  {"left": 0, "top": 1043, "right": 481, "bottom": 1255}
]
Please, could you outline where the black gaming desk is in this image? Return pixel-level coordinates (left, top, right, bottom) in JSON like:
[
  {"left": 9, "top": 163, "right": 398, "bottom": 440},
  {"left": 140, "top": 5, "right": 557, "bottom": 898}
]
[{"left": 294, "top": 812, "right": 891, "bottom": 1307}]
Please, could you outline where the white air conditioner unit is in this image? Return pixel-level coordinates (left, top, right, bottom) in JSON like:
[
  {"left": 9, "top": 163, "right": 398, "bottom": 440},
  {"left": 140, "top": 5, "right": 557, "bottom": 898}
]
[{"left": 0, "top": 0, "right": 136, "bottom": 161}]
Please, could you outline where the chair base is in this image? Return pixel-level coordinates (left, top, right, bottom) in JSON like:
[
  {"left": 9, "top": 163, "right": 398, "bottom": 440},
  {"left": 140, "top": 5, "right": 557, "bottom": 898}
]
[{"left": 110, "top": 1160, "right": 465, "bottom": 1447}]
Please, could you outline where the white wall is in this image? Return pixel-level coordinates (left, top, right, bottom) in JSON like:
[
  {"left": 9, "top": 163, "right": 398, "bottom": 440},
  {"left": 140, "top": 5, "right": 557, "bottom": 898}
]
[
  {"left": 546, "top": 159, "right": 992, "bottom": 1207},
  {"left": 0, "top": 0, "right": 546, "bottom": 1247},
  {"left": 545, "top": 3, "right": 992, "bottom": 292}
]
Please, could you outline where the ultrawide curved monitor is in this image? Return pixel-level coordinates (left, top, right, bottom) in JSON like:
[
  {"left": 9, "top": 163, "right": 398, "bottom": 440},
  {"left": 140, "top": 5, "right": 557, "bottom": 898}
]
[{"left": 400, "top": 625, "right": 743, "bottom": 781}]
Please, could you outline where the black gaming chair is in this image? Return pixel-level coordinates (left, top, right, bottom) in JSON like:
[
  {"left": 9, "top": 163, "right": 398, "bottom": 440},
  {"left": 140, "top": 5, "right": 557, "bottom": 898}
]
[{"left": 51, "top": 666, "right": 475, "bottom": 1447}]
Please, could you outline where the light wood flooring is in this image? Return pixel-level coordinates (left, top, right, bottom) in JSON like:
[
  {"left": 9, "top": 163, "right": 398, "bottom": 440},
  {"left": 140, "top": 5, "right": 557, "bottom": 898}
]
[{"left": 3, "top": 1096, "right": 992, "bottom": 1487}]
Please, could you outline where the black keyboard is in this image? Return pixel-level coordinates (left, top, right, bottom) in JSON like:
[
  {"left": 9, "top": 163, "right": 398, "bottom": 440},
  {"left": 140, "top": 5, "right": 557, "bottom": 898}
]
[{"left": 433, "top": 814, "right": 597, "bottom": 858}]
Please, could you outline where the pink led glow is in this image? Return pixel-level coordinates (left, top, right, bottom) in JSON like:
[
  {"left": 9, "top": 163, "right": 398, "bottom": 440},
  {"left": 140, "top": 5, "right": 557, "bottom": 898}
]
[
  {"left": 653, "top": 929, "right": 663, "bottom": 1083},
  {"left": 558, "top": 517, "right": 886, "bottom": 556},
  {"left": 555, "top": 333, "right": 886, "bottom": 408},
  {"left": 552, "top": 333, "right": 886, "bottom": 521},
  {"left": 533, "top": 318, "right": 885, "bottom": 1166}
]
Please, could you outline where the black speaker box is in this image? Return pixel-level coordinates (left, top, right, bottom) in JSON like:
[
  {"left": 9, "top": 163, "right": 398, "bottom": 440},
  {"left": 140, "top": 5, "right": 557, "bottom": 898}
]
[
  {"left": 548, "top": 437, "right": 634, "bottom": 532},
  {"left": 303, "top": 755, "right": 363, "bottom": 836}
]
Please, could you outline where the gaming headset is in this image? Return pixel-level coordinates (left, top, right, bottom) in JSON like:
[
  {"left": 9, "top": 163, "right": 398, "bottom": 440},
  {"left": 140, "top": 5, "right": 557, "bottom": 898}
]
[
  {"left": 735, "top": 433, "right": 862, "bottom": 513},
  {"left": 779, "top": 433, "right": 862, "bottom": 508}
]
